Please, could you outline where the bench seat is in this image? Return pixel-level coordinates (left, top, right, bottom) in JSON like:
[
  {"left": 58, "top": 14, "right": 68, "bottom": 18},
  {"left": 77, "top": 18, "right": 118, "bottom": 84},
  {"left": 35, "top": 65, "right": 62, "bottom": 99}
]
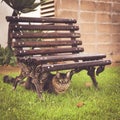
[
  {"left": 18, "top": 54, "right": 107, "bottom": 64},
  {"left": 42, "top": 60, "right": 110, "bottom": 71}
]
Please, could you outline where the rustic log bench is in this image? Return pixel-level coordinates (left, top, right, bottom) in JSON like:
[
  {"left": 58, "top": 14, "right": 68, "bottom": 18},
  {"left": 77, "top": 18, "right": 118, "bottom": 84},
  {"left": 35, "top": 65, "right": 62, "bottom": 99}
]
[{"left": 6, "top": 16, "right": 111, "bottom": 98}]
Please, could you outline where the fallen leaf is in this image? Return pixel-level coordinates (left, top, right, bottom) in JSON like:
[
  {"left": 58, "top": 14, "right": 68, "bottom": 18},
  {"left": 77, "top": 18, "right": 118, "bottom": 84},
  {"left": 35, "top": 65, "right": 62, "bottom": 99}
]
[
  {"left": 85, "top": 82, "right": 92, "bottom": 88},
  {"left": 77, "top": 101, "right": 84, "bottom": 108}
]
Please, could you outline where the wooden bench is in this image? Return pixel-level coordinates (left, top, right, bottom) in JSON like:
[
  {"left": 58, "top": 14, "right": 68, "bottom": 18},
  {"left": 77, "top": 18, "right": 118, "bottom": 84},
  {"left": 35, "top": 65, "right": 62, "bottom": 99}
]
[{"left": 6, "top": 16, "right": 111, "bottom": 98}]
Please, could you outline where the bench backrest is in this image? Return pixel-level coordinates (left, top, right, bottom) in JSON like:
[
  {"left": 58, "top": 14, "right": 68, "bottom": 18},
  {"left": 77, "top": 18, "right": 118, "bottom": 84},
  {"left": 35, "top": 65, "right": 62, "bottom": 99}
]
[{"left": 6, "top": 16, "right": 84, "bottom": 58}]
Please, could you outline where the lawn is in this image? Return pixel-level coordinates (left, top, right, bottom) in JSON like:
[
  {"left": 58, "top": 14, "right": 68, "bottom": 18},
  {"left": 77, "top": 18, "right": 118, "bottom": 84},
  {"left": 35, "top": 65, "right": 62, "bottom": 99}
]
[{"left": 0, "top": 65, "right": 120, "bottom": 120}]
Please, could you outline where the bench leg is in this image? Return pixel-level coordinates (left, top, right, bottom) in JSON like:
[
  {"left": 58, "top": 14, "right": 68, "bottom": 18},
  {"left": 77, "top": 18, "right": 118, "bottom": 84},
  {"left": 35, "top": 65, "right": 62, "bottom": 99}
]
[
  {"left": 87, "top": 67, "right": 98, "bottom": 88},
  {"left": 13, "top": 63, "right": 30, "bottom": 90},
  {"left": 96, "top": 66, "right": 105, "bottom": 76},
  {"left": 13, "top": 72, "right": 26, "bottom": 90},
  {"left": 32, "top": 73, "right": 50, "bottom": 98},
  {"left": 32, "top": 77, "right": 43, "bottom": 98},
  {"left": 30, "top": 65, "right": 49, "bottom": 98}
]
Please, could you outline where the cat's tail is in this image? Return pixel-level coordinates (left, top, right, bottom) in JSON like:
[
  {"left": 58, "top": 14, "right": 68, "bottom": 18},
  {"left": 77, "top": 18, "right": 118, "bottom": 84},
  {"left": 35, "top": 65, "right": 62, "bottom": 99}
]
[
  {"left": 3, "top": 75, "right": 15, "bottom": 84},
  {"left": 3, "top": 75, "right": 25, "bottom": 85}
]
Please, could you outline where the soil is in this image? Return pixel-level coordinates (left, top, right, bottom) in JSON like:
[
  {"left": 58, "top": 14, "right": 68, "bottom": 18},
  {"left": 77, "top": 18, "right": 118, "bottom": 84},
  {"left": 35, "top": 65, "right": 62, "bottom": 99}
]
[{"left": 0, "top": 65, "right": 20, "bottom": 75}]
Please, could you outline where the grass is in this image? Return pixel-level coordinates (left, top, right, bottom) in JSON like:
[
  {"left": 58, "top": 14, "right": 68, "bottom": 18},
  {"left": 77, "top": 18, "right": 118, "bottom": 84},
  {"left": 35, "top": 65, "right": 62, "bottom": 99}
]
[{"left": 0, "top": 66, "right": 120, "bottom": 120}]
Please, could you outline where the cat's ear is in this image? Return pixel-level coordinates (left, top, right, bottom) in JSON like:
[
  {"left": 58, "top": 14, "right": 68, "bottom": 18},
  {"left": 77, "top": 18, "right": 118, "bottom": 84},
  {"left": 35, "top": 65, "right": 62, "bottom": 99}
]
[
  {"left": 56, "top": 72, "right": 60, "bottom": 78},
  {"left": 66, "top": 70, "right": 75, "bottom": 79},
  {"left": 66, "top": 71, "right": 71, "bottom": 78}
]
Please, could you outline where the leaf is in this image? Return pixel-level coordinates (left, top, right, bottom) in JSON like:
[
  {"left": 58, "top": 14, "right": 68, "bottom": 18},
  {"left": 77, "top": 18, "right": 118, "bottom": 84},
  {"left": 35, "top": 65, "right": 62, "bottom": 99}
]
[
  {"left": 0, "top": 46, "right": 15, "bottom": 65},
  {"left": 21, "top": 2, "right": 41, "bottom": 13},
  {"left": 3, "top": 0, "right": 19, "bottom": 10},
  {"left": 77, "top": 101, "right": 84, "bottom": 108},
  {"left": 40, "top": 0, "right": 47, "bottom": 5},
  {"left": 28, "top": 2, "right": 41, "bottom": 9},
  {"left": 2, "top": 0, "right": 48, "bottom": 14},
  {"left": 24, "top": 0, "right": 35, "bottom": 7},
  {"left": 2, "top": 0, "right": 13, "bottom": 8},
  {"left": 21, "top": 8, "right": 36, "bottom": 13}
]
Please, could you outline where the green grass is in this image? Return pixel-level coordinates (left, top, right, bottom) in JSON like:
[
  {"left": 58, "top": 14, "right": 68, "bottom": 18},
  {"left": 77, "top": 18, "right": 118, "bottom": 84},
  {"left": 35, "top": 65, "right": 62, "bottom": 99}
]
[{"left": 0, "top": 66, "right": 120, "bottom": 120}]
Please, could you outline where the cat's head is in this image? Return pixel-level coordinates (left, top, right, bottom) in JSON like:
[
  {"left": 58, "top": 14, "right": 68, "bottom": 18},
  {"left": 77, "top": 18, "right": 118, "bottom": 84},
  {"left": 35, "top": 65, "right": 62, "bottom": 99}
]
[{"left": 54, "top": 71, "right": 74, "bottom": 84}]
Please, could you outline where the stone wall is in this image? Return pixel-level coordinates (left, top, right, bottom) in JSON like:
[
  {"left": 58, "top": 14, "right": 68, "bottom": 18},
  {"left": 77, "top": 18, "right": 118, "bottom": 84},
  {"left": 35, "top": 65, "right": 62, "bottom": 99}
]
[{"left": 54, "top": 0, "right": 120, "bottom": 63}]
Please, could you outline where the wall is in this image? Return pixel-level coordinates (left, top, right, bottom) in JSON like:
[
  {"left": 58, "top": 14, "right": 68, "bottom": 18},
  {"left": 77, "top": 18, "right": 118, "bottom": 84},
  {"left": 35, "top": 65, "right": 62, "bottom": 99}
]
[
  {"left": 0, "top": 2, "right": 13, "bottom": 47},
  {"left": 54, "top": 0, "right": 120, "bottom": 63}
]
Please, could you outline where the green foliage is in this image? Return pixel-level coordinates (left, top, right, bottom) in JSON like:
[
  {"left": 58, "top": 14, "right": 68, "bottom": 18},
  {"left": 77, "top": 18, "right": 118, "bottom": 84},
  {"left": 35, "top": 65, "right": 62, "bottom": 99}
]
[
  {"left": 0, "top": 66, "right": 120, "bottom": 120},
  {"left": 1, "top": 0, "right": 47, "bottom": 15},
  {"left": 0, "top": 45, "right": 16, "bottom": 66}
]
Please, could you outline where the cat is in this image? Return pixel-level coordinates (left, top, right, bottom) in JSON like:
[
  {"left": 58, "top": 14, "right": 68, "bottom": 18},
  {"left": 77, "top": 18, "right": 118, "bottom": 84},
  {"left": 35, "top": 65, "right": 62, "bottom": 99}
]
[
  {"left": 43, "top": 71, "right": 74, "bottom": 94},
  {"left": 23, "top": 71, "right": 74, "bottom": 94},
  {"left": 3, "top": 71, "right": 75, "bottom": 94},
  {"left": 3, "top": 75, "right": 15, "bottom": 84},
  {"left": 3, "top": 75, "right": 36, "bottom": 91}
]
